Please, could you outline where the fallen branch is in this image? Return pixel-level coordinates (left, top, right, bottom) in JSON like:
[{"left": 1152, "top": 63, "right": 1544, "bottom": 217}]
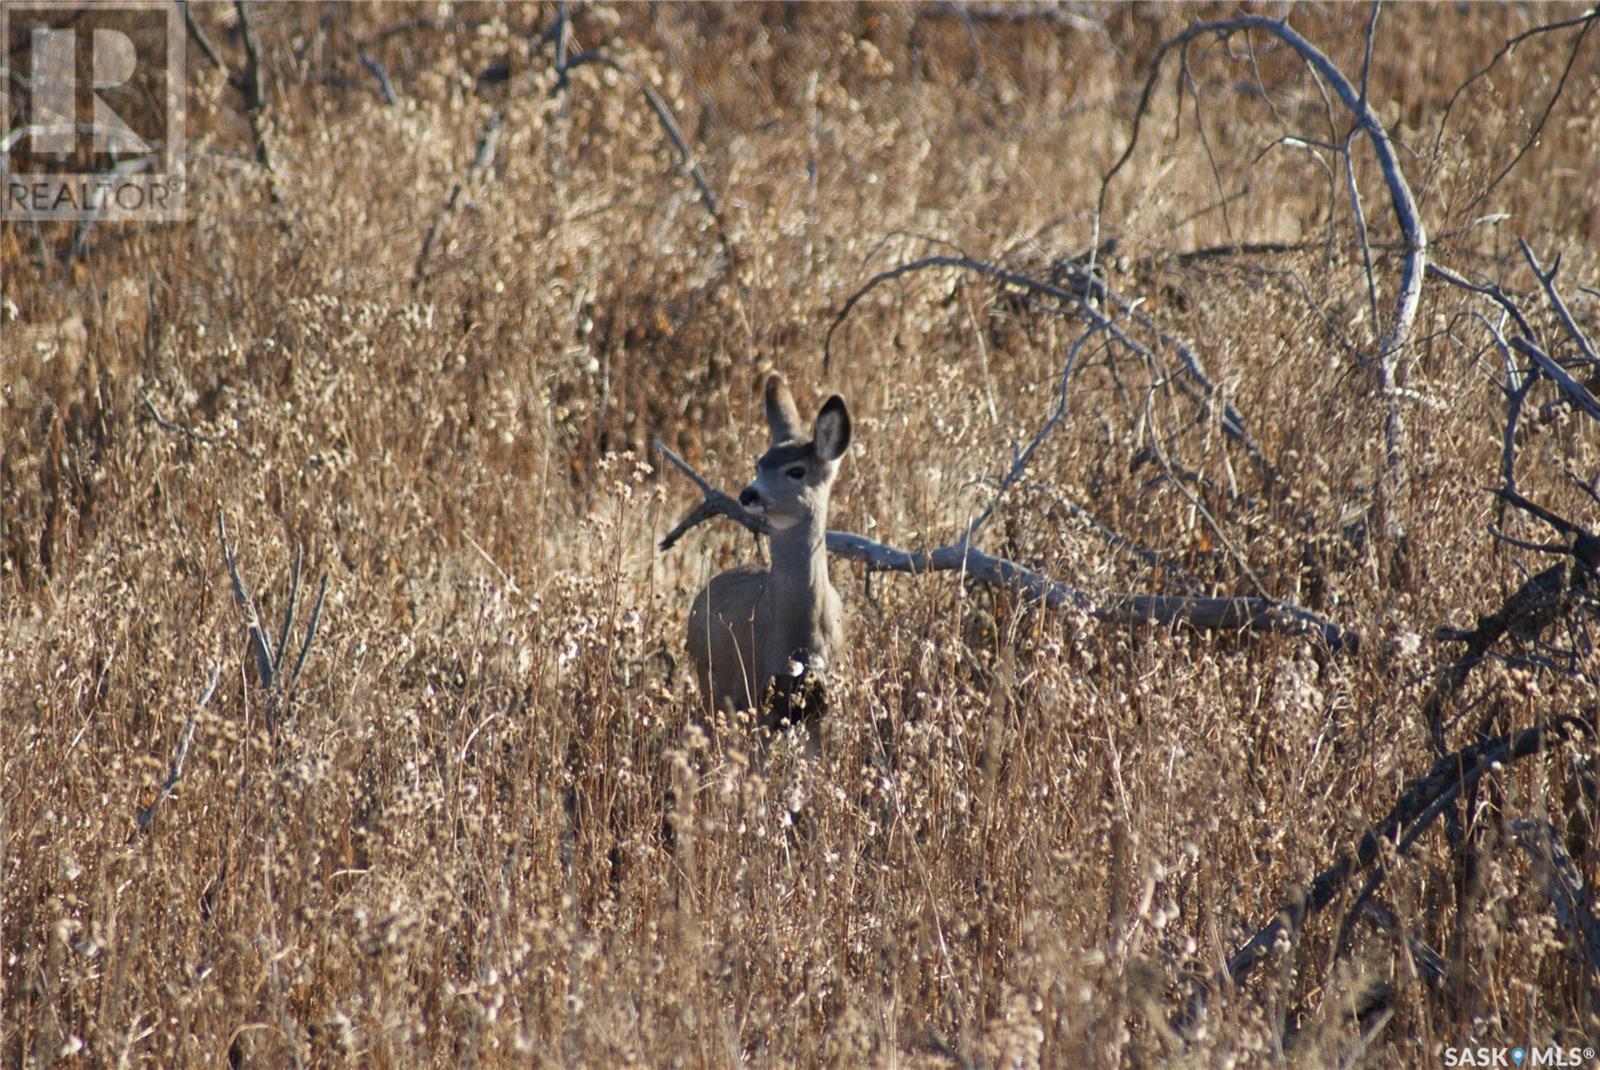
[
  {"left": 142, "top": 390, "right": 215, "bottom": 445},
  {"left": 1510, "top": 819, "right": 1600, "bottom": 984},
  {"left": 652, "top": 440, "right": 1355, "bottom": 651},
  {"left": 1174, "top": 712, "right": 1593, "bottom": 1037}
]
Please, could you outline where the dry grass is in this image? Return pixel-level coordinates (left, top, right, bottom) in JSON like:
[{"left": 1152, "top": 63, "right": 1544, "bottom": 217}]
[{"left": 4, "top": 3, "right": 1600, "bottom": 1066}]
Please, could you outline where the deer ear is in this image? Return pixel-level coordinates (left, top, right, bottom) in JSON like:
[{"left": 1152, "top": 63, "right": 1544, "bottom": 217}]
[
  {"left": 813, "top": 396, "right": 851, "bottom": 462},
  {"left": 764, "top": 374, "right": 804, "bottom": 445}
]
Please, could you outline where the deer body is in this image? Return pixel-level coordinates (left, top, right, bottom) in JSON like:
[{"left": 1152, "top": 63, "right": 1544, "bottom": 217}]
[{"left": 687, "top": 376, "right": 851, "bottom": 725}]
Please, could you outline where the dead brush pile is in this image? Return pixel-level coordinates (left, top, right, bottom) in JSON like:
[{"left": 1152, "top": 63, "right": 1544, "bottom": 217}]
[{"left": 3, "top": 2, "right": 1599, "bottom": 1066}]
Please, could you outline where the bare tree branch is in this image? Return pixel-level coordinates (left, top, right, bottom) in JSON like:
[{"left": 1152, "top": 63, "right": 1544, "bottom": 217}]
[
  {"left": 135, "top": 663, "right": 221, "bottom": 834},
  {"left": 1174, "top": 713, "right": 1594, "bottom": 1037},
  {"left": 1100, "top": 14, "right": 1427, "bottom": 538}
]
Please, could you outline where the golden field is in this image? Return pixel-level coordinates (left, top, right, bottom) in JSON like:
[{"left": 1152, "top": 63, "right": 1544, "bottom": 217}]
[{"left": 4, "top": 3, "right": 1600, "bottom": 1066}]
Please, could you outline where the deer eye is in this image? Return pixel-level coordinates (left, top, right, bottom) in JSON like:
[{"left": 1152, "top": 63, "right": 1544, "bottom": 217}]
[{"left": 785, "top": 466, "right": 806, "bottom": 480}]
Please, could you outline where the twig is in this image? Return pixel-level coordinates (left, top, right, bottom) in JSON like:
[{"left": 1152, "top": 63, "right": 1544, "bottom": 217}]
[
  {"left": 414, "top": 111, "right": 504, "bottom": 289},
  {"left": 273, "top": 544, "right": 303, "bottom": 680},
  {"left": 1357, "top": 2, "right": 1381, "bottom": 106},
  {"left": 359, "top": 49, "right": 398, "bottom": 106},
  {"left": 1430, "top": 7, "right": 1600, "bottom": 185},
  {"left": 142, "top": 391, "right": 215, "bottom": 445},
  {"left": 1354, "top": 899, "right": 1449, "bottom": 987},
  {"left": 1471, "top": 311, "right": 1526, "bottom": 498},
  {"left": 1462, "top": 14, "right": 1596, "bottom": 217},
  {"left": 235, "top": 0, "right": 267, "bottom": 111},
  {"left": 556, "top": 50, "right": 737, "bottom": 271},
  {"left": 1023, "top": 479, "right": 1203, "bottom": 591},
  {"left": 1344, "top": 130, "right": 1381, "bottom": 344},
  {"left": 1427, "top": 263, "right": 1537, "bottom": 340},
  {"left": 180, "top": 0, "right": 228, "bottom": 76},
  {"left": 135, "top": 664, "right": 221, "bottom": 833},
  {"left": 960, "top": 318, "right": 1109, "bottom": 543}
]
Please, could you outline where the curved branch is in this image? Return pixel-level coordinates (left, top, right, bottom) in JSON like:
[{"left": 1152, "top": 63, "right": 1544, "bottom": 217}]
[
  {"left": 1101, "top": 15, "right": 1427, "bottom": 531},
  {"left": 822, "top": 254, "right": 1265, "bottom": 466}
]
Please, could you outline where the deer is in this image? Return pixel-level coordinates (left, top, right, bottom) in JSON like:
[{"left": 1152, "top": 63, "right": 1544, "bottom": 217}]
[{"left": 687, "top": 374, "right": 852, "bottom": 737}]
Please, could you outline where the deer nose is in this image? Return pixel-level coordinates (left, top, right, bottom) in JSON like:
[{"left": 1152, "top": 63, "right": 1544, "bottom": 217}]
[{"left": 739, "top": 487, "right": 760, "bottom": 507}]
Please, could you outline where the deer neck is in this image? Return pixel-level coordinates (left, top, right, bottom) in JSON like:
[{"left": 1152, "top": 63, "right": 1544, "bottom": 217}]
[{"left": 765, "top": 511, "right": 831, "bottom": 637}]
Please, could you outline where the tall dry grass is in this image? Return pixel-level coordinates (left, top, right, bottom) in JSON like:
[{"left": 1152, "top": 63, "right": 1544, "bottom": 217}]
[{"left": 4, "top": 3, "right": 1599, "bottom": 1066}]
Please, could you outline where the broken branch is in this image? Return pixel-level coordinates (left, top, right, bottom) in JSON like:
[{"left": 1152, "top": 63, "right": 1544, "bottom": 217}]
[{"left": 652, "top": 439, "right": 1354, "bottom": 651}]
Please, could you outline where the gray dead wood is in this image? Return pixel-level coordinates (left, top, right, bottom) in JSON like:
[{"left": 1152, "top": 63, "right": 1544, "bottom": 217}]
[
  {"left": 217, "top": 513, "right": 329, "bottom": 733},
  {"left": 1101, "top": 14, "right": 1426, "bottom": 538},
  {"left": 652, "top": 440, "right": 1354, "bottom": 651},
  {"left": 1511, "top": 819, "right": 1600, "bottom": 984},
  {"left": 1173, "top": 713, "right": 1592, "bottom": 1038},
  {"left": 136, "top": 664, "right": 221, "bottom": 833}
]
